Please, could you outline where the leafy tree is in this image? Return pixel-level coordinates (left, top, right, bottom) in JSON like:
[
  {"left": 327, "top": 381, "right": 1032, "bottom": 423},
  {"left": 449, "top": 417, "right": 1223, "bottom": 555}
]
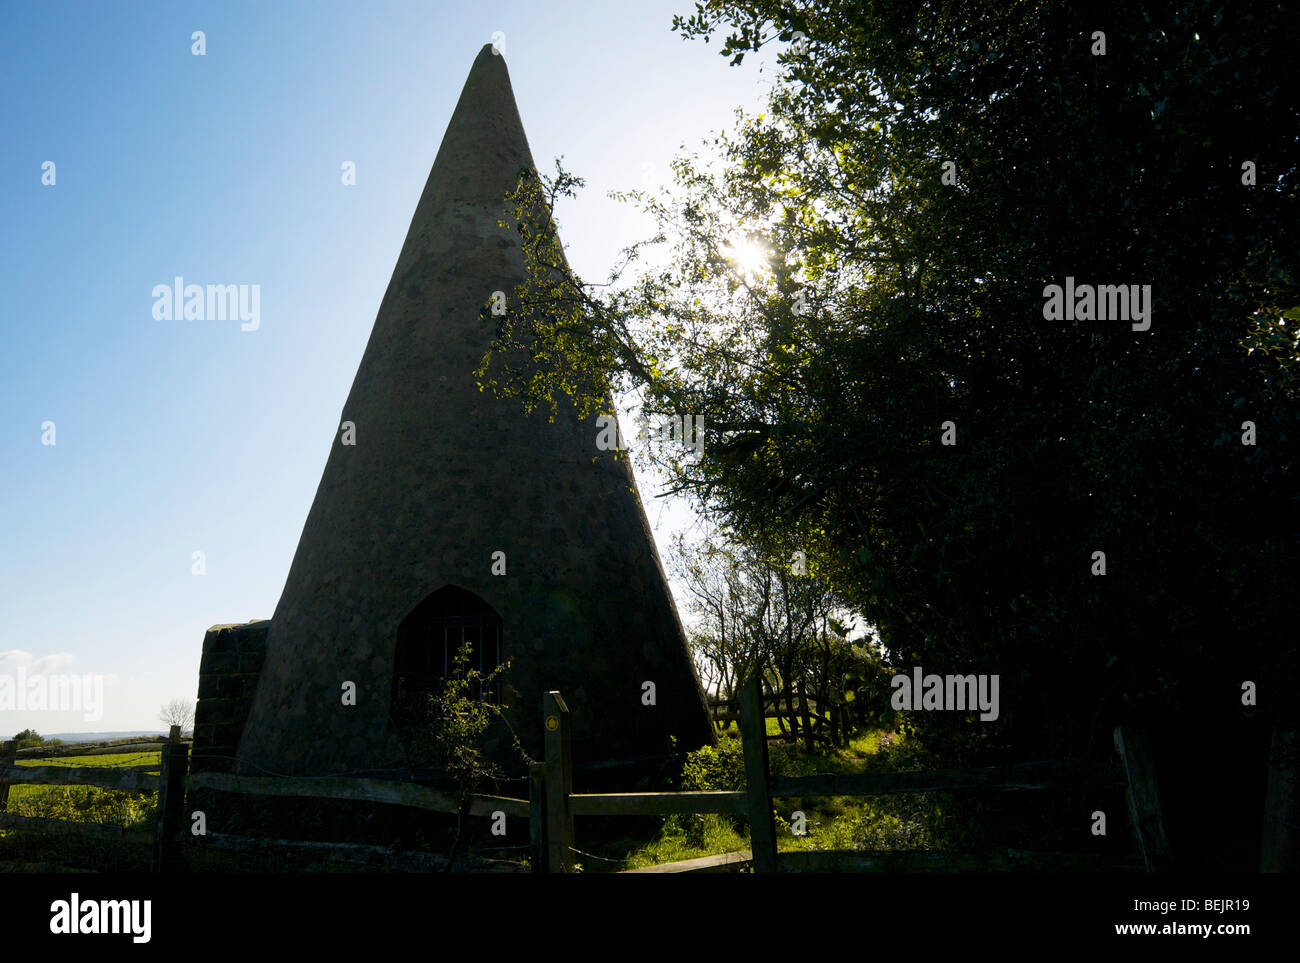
[
  {"left": 419, "top": 644, "right": 531, "bottom": 868},
  {"left": 481, "top": 0, "right": 1299, "bottom": 773},
  {"left": 14, "top": 728, "right": 44, "bottom": 749},
  {"left": 671, "top": 531, "right": 886, "bottom": 747}
]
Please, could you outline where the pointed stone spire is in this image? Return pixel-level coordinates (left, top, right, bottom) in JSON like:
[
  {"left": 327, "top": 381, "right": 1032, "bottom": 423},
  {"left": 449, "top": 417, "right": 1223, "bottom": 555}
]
[
  {"left": 391, "top": 44, "right": 539, "bottom": 283},
  {"left": 234, "top": 46, "right": 714, "bottom": 776}
]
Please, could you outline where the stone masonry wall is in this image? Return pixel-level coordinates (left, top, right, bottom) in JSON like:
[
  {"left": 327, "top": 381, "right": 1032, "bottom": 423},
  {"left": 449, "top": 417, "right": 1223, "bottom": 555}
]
[{"left": 192, "top": 620, "right": 269, "bottom": 774}]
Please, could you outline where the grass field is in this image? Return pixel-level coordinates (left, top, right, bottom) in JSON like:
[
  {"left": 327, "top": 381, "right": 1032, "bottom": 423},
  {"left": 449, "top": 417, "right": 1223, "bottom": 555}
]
[
  {"left": 0, "top": 747, "right": 161, "bottom": 872},
  {"left": 713, "top": 717, "right": 804, "bottom": 737},
  {"left": 7, "top": 750, "right": 161, "bottom": 811}
]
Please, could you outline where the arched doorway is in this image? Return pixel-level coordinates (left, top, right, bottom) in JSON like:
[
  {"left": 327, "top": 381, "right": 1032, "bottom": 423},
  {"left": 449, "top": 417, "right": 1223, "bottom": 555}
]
[{"left": 391, "top": 585, "right": 503, "bottom": 728}]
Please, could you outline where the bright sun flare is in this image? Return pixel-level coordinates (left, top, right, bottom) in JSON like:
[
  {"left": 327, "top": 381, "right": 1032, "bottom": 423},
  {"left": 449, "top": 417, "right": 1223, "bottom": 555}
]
[{"left": 724, "top": 236, "right": 771, "bottom": 277}]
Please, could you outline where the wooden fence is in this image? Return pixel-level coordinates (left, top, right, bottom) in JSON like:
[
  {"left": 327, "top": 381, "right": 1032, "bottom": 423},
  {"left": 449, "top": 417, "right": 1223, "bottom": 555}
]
[
  {"left": 707, "top": 691, "right": 849, "bottom": 746},
  {"left": 0, "top": 726, "right": 533, "bottom": 872},
  {"left": 0, "top": 731, "right": 182, "bottom": 855},
  {"left": 6, "top": 682, "right": 1281, "bottom": 873},
  {"left": 535, "top": 677, "right": 1155, "bottom": 873}
]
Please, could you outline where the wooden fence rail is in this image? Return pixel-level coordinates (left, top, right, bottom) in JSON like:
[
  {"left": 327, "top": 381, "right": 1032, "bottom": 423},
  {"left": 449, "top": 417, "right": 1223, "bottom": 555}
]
[
  {"left": 0, "top": 726, "right": 531, "bottom": 871},
  {"left": 16, "top": 738, "right": 177, "bottom": 760},
  {"left": 707, "top": 693, "right": 845, "bottom": 744},
  {"left": 187, "top": 772, "right": 530, "bottom": 818},
  {"left": 0, "top": 734, "right": 183, "bottom": 796},
  {"left": 569, "top": 791, "right": 747, "bottom": 816},
  {"left": 0, "top": 764, "right": 159, "bottom": 794}
]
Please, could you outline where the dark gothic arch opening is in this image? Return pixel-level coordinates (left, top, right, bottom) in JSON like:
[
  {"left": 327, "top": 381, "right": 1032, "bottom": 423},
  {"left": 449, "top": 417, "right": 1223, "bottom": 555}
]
[{"left": 391, "top": 585, "right": 503, "bottom": 729}]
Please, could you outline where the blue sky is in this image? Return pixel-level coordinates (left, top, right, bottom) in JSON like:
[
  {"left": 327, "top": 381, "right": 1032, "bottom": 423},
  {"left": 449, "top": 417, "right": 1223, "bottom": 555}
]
[{"left": 0, "top": 0, "right": 775, "bottom": 733}]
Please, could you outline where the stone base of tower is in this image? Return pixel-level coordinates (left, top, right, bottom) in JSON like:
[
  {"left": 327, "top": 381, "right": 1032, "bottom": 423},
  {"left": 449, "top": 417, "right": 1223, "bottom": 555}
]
[
  {"left": 194, "top": 617, "right": 714, "bottom": 780},
  {"left": 191, "top": 618, "right": 713, "bottom": 857},
  {"left": 192, "top": 620, "right": 270, "bottom": 777}
]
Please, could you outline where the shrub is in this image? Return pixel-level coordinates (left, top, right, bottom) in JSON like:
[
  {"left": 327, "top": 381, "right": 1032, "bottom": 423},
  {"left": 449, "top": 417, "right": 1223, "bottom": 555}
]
[{"left": 12, "top": 785, "right": 156, "bottom": 828}]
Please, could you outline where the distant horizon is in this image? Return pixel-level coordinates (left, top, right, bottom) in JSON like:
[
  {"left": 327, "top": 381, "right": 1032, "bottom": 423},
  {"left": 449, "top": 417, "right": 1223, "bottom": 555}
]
[{"left": 13, "top": 729, "right": 180, "bottom": 743}]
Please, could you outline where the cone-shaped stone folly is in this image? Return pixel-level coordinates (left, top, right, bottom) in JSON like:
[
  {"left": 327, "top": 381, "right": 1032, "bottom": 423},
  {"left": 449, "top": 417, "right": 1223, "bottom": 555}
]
[{"left": 234, "top": 45, "right": 714, "bottom": 776}]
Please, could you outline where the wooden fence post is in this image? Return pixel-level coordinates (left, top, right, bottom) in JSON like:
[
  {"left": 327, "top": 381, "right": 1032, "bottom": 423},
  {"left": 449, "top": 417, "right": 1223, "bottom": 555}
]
[
  {"left": 543, "top": 691, "right": 573, "bottom": 873},
  {"left": 740, "top": 674, "right": 778, "bottom": 873},
  {"left": 529, "top": 762, "right": 548, "bottom": 874},
  {"left": 1114, "top": 725, "right": 1168, "bottom": 872},
  {"left": 153, "top": 725, "right": 189, "bottom": 873},
  {"left": 1259, "top": 727, "right": 1297, "bottom": 873},
  {"left": 0, "top": 738, "right": 16, "bottom": 812}
]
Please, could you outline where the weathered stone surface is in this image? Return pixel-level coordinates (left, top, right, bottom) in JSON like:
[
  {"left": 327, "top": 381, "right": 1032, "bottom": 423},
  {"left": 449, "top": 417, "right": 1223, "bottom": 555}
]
[
  {"left": 217, "top": 674, "right": 259, "bottom": 699},
  {"left": 204, "top": 627, "right": 237, "bottom": 655},
  {"left": 199, "top": 651, "right": 236, "bottom": 676},
  {"left": 193, "top": 620, "right": 271, "bottom": 773},
  {"left": 210, "top": 723, "right": 244, "bottom": 747},
  {"left": 232, "top": 45, "right": 713, "bottom": 777},
  {"left": 196, "top": 698, "right": 239, "bottom": 727}
]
